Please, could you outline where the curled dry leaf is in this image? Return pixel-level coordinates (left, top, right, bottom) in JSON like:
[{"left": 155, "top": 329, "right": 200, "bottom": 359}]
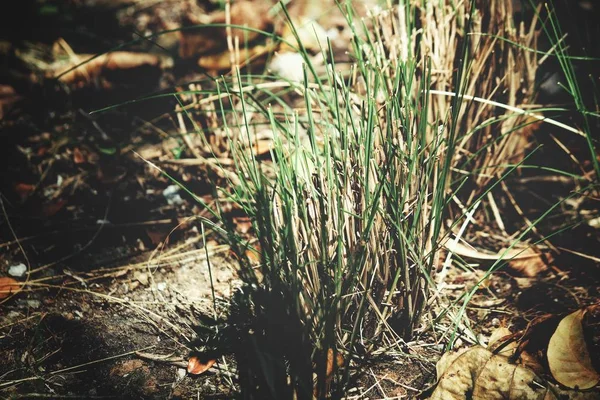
[
  {"left": 430, "top": 346, "right": 556, "bottom": 400},
  {"left": 443, "top": 239, "right": 550, "bottom": 277},
  {"left": 187, "top": 356, "right": 216, "bottom": 375},
  {"left": 0, "top": 277, "right": 22, "bottom": 299},
  {"left": 547, "top": 306, "right": 600, "bottom": 390}
]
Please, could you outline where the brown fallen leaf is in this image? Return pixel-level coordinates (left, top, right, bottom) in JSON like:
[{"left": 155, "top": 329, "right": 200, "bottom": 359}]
[
  {"left": 198, "top": 44, "right": 271, "bottom": 71},
  {"left": 507, "top": 248, "right": 552, "bottom": 277},
  {"left": 43, "top": 199, "right": 67, "bottom": 217},
  {"left": 14, "top": 183, "right": 36, "bottom": 202},
  {"left": 314, "top": 348, "right": 345, "bottom": 398},
  {"left": 547, "top": 306, "right": 600, "bottom": 390},
  {"left": 325, "top": 348, "right": 344, "bottom": 380},
  {"left": 488, "top": 326, "right": 517, "bottom": 357},
  {"left": 430, "top": 346, "right": 556, "bottom": 400},
  {"left": 145, "top": 228, "right": 170, "bottom": 246},
  {"left": 0, "top": 277, "right": 22, "bottom": 299},
  {"left": 245, "top": 243, "right": 262, "bottom": 264},
  {"left": 443, "top": 239, "right": 550, "bottom": 277},
  {"left": 73, "top": 147, "right": 86, "bottom": 164},
  {"left": 252, "top": 138, "right": 273, "bottom": 157},
  {"left": 488, "top": 326, "right": 545, "bottom": 375},
  {"left": 178, "top": 1, "right": 273, "bottom": 59},
  {"left": 187, "top": 356, "right": 216, "bottom": 375},
  {"left": 49, "top": 51, "right": 167, "bottom": 86}
]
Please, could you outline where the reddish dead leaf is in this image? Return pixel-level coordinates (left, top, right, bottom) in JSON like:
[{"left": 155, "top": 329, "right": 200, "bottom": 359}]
[
  {"left": 73, "top": 147, "right": 85, "bottom": 164},
  {"left": 43, "top": 199, "right": 67, "bottom": 217},
  {"left": 187, "top": 356, "right": 216, "bottom": 375},
  {"left": 14, "top": 183, "right": 35, "bottom": 202},
  {"left": 547, "top": 306, "right": 600, "bottom": 389},
  {"left": 145, "top": 228, "right": 169, "bottom": 246},
  {"left": 0, "top": 277, "right": 22, "bottom": 299}
]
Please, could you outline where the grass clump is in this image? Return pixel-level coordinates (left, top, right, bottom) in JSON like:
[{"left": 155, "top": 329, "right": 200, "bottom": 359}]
[{"left": 176, "top": 0, "right": 541, "bottom": 398}]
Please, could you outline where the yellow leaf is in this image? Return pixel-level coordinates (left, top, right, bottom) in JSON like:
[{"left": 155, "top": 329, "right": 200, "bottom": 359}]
[
  {"left": 547, "top": 307, "right": 600, "bottom": 390},
  {"left": 431, "top": 346, "right": 556, "bottom": 400}
]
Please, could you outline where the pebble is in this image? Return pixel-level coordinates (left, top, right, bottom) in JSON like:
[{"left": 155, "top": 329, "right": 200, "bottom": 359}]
[
  {"left": 8, "top": 263, "right": 27, "bottom": 277},
  {"left": 163, "top": 185, "right": 183, "bottom": 205}
]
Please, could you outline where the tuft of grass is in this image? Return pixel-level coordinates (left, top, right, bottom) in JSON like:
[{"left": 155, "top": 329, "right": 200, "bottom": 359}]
[{"left": 169, "top": 1, "right": 547, "bottom": 397}]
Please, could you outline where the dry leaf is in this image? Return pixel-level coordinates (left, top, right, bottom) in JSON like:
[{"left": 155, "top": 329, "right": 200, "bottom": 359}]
[
  {"left": 326, "top": 348, "right": 344, "bottom": 380},
  {"left": 252, "top": 138, "right": 273, "bottom": 156},
  {"left": 179, "top": 1, "right": 272, "bottom": 59},
  {"left": 245, "top": 243, "right": 261, "bottom": 264},
  {"left": 73, "top": 147, "right": 85, "bottom": 164},
  {"left": 430, "top": 346, "right": 556, "bottom": 400},
  {"left": 198, "top": 44, "right": 271, "bottom": 71},
  {"left": 43, "top": 199, "right": 67, "bottom": 217},
  {"left": 443, "top": 239, "right": 550, "bottom": 277},
  {"left": 507, "top": 248, "right": 551, "bottom": 277},
  {"left": 14, "top": 183, "right": 35, "bottom": 202},
  {"left": 547, "top": 307, "right": 600, "bottom": 390},
  {"left": 49, "top": 51, "right": 166, "bottom": 86},
  {"left": 187, "top": 356, "right": 216, "bottom": 375},
  {"left": 0, "top": 277, "right": 22, "bottom": 299},
  {"left": 145, "top": 228, "right": 169, "bottom": 246},
  {"left": 489, "top": 327, "right": 517, "bottom": 357}
]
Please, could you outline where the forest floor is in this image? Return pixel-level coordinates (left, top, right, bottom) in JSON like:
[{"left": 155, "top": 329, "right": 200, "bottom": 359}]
[{"left": 1, "top": 1, "right": 599, "bottom": 399}]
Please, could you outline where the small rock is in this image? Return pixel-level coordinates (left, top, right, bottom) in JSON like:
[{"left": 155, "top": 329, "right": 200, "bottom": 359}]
[
  {"left": 268, "top": 52, "right": 305, "bottom": 82},
  {"left": 156, "top": 282, "right": 167, "bottom": 291},
  {"left": 26, "top": 299, "right": 41, "bottom": 309},
  {"left": 162, "top": 185, "right": 183, "bottom": 205},
  {"left": 134, "top": 271, "right": 149, "bottom": 286},
  {"left": 8, "top": 263, "right": 27, "bottom": 277}
]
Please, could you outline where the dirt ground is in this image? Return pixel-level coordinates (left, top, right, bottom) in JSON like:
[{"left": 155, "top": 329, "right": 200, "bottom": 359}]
[{"left": 1, "top": 1, "right": 600, "bottom": 399}]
